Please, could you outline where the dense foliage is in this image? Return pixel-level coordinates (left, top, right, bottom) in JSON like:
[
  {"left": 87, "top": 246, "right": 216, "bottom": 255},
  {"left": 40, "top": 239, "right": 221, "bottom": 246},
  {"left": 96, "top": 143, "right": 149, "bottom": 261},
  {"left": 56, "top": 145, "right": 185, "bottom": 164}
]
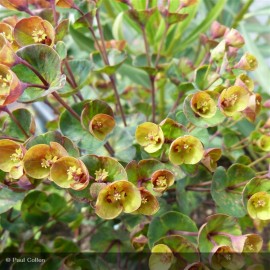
[{"left": 0, "top": 0, "right": 270, "bottom": 269}]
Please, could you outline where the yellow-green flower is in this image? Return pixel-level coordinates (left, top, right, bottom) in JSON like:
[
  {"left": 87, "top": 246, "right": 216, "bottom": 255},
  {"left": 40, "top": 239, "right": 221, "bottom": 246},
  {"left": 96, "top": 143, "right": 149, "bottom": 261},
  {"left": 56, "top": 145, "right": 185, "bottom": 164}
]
[
  {"left": 149, "top": 244, "right": 174, "bottom": 270},
  {"left": 0, "top": 139, "right": 25, "bottom": 179},
  {"left": 201, "top": 148, "right": 222, "bottom": 172},
  {"left": 0, "top": 64, "right": 24, "bottom": 106},
  {"left": 218, "top": 86, "right": 250, "bottom": 116},
  {"left": 232, "top": 234, "right": 263, "bottom": 253},
  {"left": 95, "top": 180, "right": 141, "bottom": 219},
  {"left": 133, "top": 188, "right": 159, "bottom": 215},
  {"left": 14, "top": 16, "right": 55, "bottom": 47},
  {"left": 257, "top": 134, "right": 270, "bottom": 152},
  {"left": 234, "top": 53, "right": 258, "bottom": 71},
  {"left": 191, "top": 91, "right": 217, "bottom": 119},
  {"left": 242, "top": 94, "right": 262, "bottom": 122},
  {"left": 23, "top": 142, "right": 69, "bottom": 179},
  {"left": 210, "top": 245, "right": 244, "bottom": 270},
  {"left": 135, "top": 122, "right": 164, "bottom": 153},
  {"left": 169, "top": 135, "right": 204, "bottom": 165},
  {"left": 247, "top": 191, "right": 270, "bottom": 220},
  {"left": 50, "top": 156, "right": 89, "bottom": 190},
  {"left": 151, "top": 169, "right": 175, "bottom": 193},
  {"left": 89, "top": 113, "right": 116, "bottom": 141},
  {"left": 235, "top": 74, "right": 254, "bottom": 92}
]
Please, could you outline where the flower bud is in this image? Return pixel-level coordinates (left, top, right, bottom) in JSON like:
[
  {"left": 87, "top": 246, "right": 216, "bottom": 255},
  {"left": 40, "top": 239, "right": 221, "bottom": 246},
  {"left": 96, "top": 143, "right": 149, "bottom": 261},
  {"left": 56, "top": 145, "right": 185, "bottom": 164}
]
[
  {"left": 224, "top": 28, "right": 245, "bottom": 48},
  {"left": 257, "top": 134, "right": 270, "bottom": 151},
  {"left": 211, "top": 40, "right": 226, "bottom": 61},
  {"left": 151, "top": 169, "right": 175, "bottom": 193},
  {"left": 210, "top": 21, "right": 227, "bottom": 39}
]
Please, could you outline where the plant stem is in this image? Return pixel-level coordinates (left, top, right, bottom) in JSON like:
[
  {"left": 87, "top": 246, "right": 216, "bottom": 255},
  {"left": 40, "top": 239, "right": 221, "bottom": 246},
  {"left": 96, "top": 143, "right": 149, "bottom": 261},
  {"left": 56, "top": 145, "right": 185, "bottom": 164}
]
[
  {"left": 52, "top": 92, "right": 115, "bottom": 156},
  {"left": 64, "top": 60, "right": 78, "bottom": 88},
  {"left": 170, "top": 230, "right": 198, "bottom": 236},
  {"left": 229, "top": 137, "right": 249, "bottom": 149},
  {"left": 248, "top": 154, "right": 270, "bottom": 168},
  {"left": 155, "top": 23, "right": 169, "bottom": 67},
  {"left": 185, "top": 186, "right": 211, "bottom": 192},
  {"left": 50, "top": 0, "right": 58, "bottom": 26},
  {"left": 0, "top": 136, "right": 24, "bottom": 142},
  {"left": 19, "top": 59, "right": 49, "bottom": 87},
  {"left": 52, "top": 92, "right": 80, "bottom": 121},
  {"left": 232, "top": 0, "right": 254, "bottom": 28},
  {"left": 95, "top": 11, "right": 127, "bottom": 127},
  {"left": 150, "top": 75, "right": 156, "bottom": 123},
  {"left": 26, "top": 83, "right": 48, "bottom": 90},
  {"left": 3, "top": 107, "right": 29, "bottom": 138},
  {"left": 186, "top": 181, "right": 212, "bottom": 188}
]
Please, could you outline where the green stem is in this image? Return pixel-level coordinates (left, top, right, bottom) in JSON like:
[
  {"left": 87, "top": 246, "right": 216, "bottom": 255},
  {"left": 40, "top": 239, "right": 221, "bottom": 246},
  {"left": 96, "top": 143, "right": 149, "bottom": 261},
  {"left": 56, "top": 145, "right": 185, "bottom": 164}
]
[
  {"left": 232, "top": 0, "right": 254, "bottom": 28},
  {"left": 52, "top": 92, "right": 81, "bottom": 121},
  {"left": 0, "top": 136, "right": 24, "bottom": 142},
  {"left": 248, "top": 154, "right": 270, "bottom": 168}
]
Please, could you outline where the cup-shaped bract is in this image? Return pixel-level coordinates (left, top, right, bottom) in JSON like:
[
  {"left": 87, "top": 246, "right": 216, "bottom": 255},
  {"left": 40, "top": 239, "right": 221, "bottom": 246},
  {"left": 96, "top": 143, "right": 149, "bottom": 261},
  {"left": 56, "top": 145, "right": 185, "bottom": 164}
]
[
  {"left": 0, "top": 34, "right": 19, "bottom": 67},
  {"left": 23, "top": 142, "right": 69, "bottom": 179},
  {"left": 0, "top": 139, "right": 25, "bottom": 179},
  {"left": 14, "top": 16, "right": 55, "bottom": 47},
  {"left": 169, "top": 135, "right": 204, "bottom": 165},
  {"left": 134, "top": 188, "right": 159, "bottom": 215},
  {"left": 224, "top": 28, "right": 245, "bottom": 48},
  {"left": 0, "top": 0, "right": 28, "bottom": 11},
  {"left": 95, "top": 180, "right": 141, "bottom": 219},
  {"left": 211, "top": 40, "right": 226, "bottom": 62},
  {"left": 50, "top": 156, "right": 89, "bottom": 190},
  {"left": 201, "top": 148, "right": 222, "bottom": 172},
  {"left": 210, "top": 245, "right": 244, "bottom": 270},
  {"left": 234, "top": 53, "right": 258, "bottom": 71},
  {"left": 257, "top": 134, "right": 270, "bottom": 152},
  {"left": 0, "top": 64, "right": 24, "bottom": 106},
  {"left": 0, "top": 22, "right": 18, "bottom": 49},
  {"left": 218, "top": 86, "right": 250, "bottom": 116},
  {"left": 89, "top": 113, "right": 116, "bottom": 141},
  {"left": 149, "top": 244, "right": 174, "bottom": 270},
  {"left": 56, "top": 0, "right": 74, "bottom": 8},
  {"left": 235, "top": 74, "right": 254, "bottom": 92},
  {"left": 242, "top": 94, "right": 262, "bottom": 122},
  {"left": 191, "top": 91, "right": 217, "bottom": 119},
  {"left": 231, "top": 234, "right": 263, "bottom": 253},
  {"left": 135, "top": 122, "right": 164, "bottom": 153},
  {"left": 210, "top": 21, "right": 227, "bottom": 39},
  {"left": 247, "top": 191, "right": 270, "bottom": 220},
  {"left": 151, "top": 169, "right": 175, "bottom": 193}
]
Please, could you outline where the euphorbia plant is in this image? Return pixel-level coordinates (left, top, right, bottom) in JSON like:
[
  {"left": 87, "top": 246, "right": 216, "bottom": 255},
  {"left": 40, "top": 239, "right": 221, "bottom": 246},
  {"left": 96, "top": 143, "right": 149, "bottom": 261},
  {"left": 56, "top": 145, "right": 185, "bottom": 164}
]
[{"left": 0, "top": 0, "right": 270, "bottom": 269}]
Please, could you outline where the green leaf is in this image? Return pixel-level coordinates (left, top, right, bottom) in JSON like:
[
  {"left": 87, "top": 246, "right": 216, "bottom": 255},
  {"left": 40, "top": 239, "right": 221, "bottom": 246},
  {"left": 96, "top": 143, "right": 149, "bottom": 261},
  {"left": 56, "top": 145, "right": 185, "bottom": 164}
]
[
  {"left": 177, "top": 0, "right": 226, "bottom": 51},
  {"left": 0, "top": 184, "right": 24, "bottom": 214},
  {"left": 91, "top": 49, "right": 127, "bottom": 75},
  {"left": 59, "top": 59, "right": 93, "bottom": 96},
  {"left": 147, "top": 211, "right": 198, "bottom": 248},
  {"left": 13, "top": 44, "right": 66, "bottom": 102},
  {"left": 3, "top": 108, "right": 35, "bottom": 140},
  {"left": 21, "top": 191, "right": 50, "bottom": 226},
  {"left": 59, "top": 101, "right": 104, "bottom": 152},
  {"left": 211, "top": 165, "right": 255, "bottom": 217},
  {"left": 198, "top": 214, "right": 242, "bottom": 254},
  {"left": 176, "top": 166, "right": 211, "bottom": 215},
  {"left": 81, "top": 155, "right": 127, "bottom": 182},
  {"left": 53, "top": 237, "right": 80, "bottom": 253}
]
